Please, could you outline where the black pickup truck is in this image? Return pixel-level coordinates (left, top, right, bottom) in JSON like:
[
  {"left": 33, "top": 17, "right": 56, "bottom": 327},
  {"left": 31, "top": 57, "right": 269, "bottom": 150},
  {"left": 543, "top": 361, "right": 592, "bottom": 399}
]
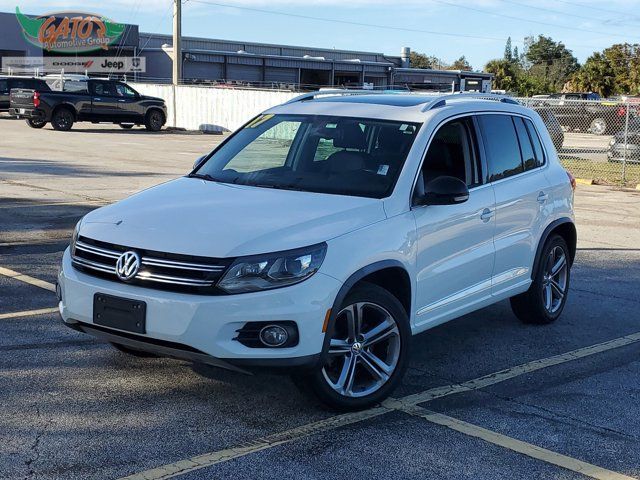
[
  {"left": 0, "top": 76, "right": 50, "bottom": 111},
  {"left": 9, "top": 79, "right": 167, "bottom": 131}
]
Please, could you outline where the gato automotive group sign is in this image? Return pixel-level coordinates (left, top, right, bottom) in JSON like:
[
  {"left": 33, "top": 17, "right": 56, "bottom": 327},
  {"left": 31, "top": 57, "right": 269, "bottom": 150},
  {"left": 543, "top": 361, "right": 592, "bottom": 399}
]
[{"left": 15, "top": 6, "right": 126, "bottom": 53}]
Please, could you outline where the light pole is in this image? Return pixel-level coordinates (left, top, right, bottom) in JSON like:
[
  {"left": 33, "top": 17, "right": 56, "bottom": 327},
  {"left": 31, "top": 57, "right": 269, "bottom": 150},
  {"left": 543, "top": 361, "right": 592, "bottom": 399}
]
[{"left": 172, "top": 0, "right": 182, "bottom": 86}]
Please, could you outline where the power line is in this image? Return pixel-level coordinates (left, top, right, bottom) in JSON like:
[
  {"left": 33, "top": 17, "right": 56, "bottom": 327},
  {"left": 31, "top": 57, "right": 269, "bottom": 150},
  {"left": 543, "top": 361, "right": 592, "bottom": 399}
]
[
  {"left": 553, "top": 0, "right": 640, "bottom": 19},
  {"left": 188, "top": 0, "right": 510, "bottom": 43},
  {"left": 430, "top": 0, "right": 640, "bottom": 41},
  {"left": 498, "top": 0, "right": 640, "bottom": 26}
]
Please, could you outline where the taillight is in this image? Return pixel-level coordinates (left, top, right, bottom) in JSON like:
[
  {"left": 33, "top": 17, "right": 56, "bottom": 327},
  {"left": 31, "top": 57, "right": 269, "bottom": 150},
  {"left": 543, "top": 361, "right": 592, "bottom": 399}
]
[
  {"left": 33, "top": 91, "right": 40, "bottom": 108},
  {"left": 617, "top": 106, "right": 626, "bottom": 117},
  {"left": 566, "top": 170, "right": 576, "bottom": 191}
]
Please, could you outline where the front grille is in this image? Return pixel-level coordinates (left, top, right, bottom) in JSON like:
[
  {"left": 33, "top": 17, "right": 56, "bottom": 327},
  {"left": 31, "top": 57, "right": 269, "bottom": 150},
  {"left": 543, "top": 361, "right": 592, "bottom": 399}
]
[{"left": 71, "top": 236, "right": 234, "bottom": 294}]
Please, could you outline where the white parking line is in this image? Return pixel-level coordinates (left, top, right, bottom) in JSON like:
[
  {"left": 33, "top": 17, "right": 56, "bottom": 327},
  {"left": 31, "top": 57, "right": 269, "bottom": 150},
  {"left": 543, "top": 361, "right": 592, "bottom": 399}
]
[
  {"left": 398, "top": 404, "right": 636, "bottom": 480},
  {"left": 119, "top": 331, "right": 640, "bottom": 480},
  {"left": 0, "top": 266, "right": 56, "bottom": 292},
  {"left": 0, "top": 307, "right": 58, "bottom": 320}
]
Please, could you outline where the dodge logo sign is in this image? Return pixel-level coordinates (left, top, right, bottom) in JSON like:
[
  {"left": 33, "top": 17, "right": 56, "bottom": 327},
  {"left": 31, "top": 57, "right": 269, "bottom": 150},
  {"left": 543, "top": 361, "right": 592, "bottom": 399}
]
[{"left": 115, "top": 251, "right": 141, "bottom": 281}]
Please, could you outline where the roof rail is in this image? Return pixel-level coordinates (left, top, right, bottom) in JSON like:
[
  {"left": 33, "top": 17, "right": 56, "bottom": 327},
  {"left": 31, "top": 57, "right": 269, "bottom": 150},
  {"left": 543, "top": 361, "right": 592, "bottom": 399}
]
[
  {"left": 283, "top": 89, "right": 398, "bottom": 105},
  {"left": 421, "top": 93, "right": 519, "bottom": 112}
]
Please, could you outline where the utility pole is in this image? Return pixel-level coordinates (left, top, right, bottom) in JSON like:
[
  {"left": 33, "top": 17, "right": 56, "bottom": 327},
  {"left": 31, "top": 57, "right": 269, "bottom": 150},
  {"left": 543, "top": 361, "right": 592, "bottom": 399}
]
[{"left": 172, "top": 0, "right": 182, "bottom": 85}]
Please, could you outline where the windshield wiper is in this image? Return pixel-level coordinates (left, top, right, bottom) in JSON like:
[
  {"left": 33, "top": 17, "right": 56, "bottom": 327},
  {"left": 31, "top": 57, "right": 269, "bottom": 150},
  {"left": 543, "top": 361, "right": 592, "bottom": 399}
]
[{"left": 187, "top": 172, "right": 220, "bottom": 182}]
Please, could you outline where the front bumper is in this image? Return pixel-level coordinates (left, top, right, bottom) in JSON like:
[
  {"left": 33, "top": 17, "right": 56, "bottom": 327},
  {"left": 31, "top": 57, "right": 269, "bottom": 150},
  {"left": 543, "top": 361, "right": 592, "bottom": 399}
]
[{"left": 58, "top": 248, "right": 341, "bottom": 370}]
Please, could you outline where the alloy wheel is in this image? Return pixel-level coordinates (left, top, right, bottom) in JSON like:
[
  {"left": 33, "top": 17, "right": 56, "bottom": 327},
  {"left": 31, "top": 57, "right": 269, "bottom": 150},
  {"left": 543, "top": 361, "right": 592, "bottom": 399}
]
[
  {"left": 542, "top": 245, "right": 568, "bottom": 314},
  {"left": 322, "top": 302, "right": 401, "bottom": 398}
]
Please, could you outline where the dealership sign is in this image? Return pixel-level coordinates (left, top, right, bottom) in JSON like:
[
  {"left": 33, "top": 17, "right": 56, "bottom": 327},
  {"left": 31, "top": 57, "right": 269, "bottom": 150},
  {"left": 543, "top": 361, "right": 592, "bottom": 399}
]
[
  {"left": 2, "top": 56, "right": 146, "bottom": 74},
  {"left": 15, "top": 7, "right": 126, "bottom": 53}
]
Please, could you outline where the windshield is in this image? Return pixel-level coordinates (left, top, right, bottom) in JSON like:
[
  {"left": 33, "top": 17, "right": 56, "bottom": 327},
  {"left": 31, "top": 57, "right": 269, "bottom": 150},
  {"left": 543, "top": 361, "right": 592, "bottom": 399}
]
[{"left": 194, "top": 114, "right": 421, "bottom": 198}]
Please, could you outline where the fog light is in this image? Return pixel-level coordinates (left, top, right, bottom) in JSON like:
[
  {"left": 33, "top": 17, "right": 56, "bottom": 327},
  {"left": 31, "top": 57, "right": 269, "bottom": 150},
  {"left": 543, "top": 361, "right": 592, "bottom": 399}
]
[
  {"left": 55, "top": 282, "right": 62, "bottom": 302},
  {"left": 259, "top": 325, "right": 289, "bottom": 347}
]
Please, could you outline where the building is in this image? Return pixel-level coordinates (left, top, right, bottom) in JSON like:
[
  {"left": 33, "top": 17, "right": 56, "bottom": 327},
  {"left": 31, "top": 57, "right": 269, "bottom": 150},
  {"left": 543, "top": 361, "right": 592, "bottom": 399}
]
[{"left": 0, "top": 10, "right": 492, "bottom": 92}]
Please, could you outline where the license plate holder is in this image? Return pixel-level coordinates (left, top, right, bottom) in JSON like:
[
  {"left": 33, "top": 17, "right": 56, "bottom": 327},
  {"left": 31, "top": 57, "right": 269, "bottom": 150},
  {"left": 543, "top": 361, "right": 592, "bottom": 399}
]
[
  {"left": 18, "top": 108, "right": 25, "bottom": 114},
  {"left": 93, "top": 293, "right": 146, "bottom": 334}
]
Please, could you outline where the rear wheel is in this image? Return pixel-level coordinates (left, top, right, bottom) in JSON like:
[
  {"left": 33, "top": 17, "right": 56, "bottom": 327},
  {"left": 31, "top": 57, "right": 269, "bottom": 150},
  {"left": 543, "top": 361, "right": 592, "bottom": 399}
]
[
  {"left": 120, "top": 123, "right": 134, "bottom": 129},
  {"left": 51, "top": 108, "right": 74, "bottom": 131},
  {"left": 294, "top": 282, "right": 410, "bottom": 411},
  {"left": 511, "top": 235, "right": 571, "bottom": 324},
  {"left": 110, "top": 342, "right": 157, "bottom": 358},
  {"left": 589, "top": 117, "right": 607, "bottom": 135},
  {"left": 26, "top": 118, "right": 46, "bottom": 129},
  {"left": 144, "top": 110, "right": 164, "bottom": 131}
]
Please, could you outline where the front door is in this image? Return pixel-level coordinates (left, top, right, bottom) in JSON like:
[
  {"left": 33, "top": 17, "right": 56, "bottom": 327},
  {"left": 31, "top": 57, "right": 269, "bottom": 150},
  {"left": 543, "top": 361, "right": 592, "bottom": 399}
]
[{"left": 413, "top": 116, "right": 496, "bottom": 330}]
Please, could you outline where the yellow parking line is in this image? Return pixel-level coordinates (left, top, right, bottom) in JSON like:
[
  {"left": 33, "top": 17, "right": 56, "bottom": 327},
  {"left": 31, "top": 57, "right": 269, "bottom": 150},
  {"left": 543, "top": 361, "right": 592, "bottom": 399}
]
[
  {"left": 399, "top": 404, "right": 636, "bottom": 480},
  {"left": 119, "top": 331, "right": 640, "bottom": 480},
  {"left": 0, "top": 307, "right": 58, "bottom": 320},
  {"left": 0, "top": 266, "right": 56, "bottom": 292},
  {"left": 118, "top": 406, "right": 390, "bottom": 480}
]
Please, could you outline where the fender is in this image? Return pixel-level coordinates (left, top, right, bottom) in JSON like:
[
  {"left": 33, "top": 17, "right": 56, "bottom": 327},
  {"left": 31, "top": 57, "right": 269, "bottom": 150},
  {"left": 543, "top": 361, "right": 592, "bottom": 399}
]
[
  {"left": 531, "top": 217, "right": 576, "bottom": 280},
  {"left": 318, "top": 260, "right": 410, "bottom": 366}
]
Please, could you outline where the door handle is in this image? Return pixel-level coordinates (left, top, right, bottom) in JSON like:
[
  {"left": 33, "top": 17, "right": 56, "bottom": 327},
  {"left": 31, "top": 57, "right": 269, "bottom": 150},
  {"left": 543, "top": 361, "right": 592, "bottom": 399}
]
[
  {"left": 118, "top": 99, "right": 126, "bottom": 102},
  {"left": 537, "top": 191, "right": 549, "bottom": 203},
  {"left": 94, "top": 97, "right": 102, "bottom": 101},
  {"left": 480, "top": 208, "right": 494, "bottom": 222}
]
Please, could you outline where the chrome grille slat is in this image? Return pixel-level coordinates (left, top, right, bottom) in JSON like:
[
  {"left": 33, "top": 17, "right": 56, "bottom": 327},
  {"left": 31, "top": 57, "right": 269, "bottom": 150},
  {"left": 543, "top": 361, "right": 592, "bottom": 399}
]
[
  {"left": 72, "top": 236, "right": 230, "bottom": 292},
  {"left": 141, "top": 257, "right": 225, "bottom": 272},
  {"left": 75, "top": 241, "right": 121, "bottom": 259}
]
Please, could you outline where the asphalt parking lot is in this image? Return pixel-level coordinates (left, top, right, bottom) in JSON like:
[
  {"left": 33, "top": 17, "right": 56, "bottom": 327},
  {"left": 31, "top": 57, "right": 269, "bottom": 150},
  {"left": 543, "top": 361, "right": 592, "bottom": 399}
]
[{"left": 1, "top": 116, "right": 640, "bottom": 480}]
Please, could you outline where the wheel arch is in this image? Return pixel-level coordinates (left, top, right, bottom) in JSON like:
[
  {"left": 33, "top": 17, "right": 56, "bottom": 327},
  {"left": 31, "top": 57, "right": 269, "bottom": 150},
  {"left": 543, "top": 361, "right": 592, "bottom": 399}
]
[
  {"left": 318, "top": 260, "right": 412, "bottom": 366},
  {"left": 145, "top": 106, "right": 166, "bottom": 123},
  {"left": 52, "top": 103, "right": 77, "bottom": 120},
  {"left": 532, "top": 218, "right": 577, "bottom": 280}
]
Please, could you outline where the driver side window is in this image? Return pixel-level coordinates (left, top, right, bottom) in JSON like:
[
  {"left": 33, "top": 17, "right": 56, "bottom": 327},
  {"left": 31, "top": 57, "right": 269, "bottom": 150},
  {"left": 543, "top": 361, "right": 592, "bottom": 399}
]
[{"left": 418, "top": 117, "right": 481, "bottom": 191}]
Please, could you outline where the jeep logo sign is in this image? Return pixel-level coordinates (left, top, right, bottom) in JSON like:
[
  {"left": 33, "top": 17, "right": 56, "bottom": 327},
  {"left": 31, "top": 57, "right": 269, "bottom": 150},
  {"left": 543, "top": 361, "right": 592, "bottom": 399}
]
[
  {"left": 15, "top": 6, "right": 126, "bottom": 53},
  {"left": 1, "top": 56, "right": 146, "bottom": 74}
]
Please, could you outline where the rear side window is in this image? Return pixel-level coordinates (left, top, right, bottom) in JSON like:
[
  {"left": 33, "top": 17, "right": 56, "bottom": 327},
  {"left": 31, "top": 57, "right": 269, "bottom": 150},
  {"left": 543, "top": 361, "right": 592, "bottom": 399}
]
[
  {"left": 478, "top": 115, "right": 523, "bottom": 182},
  {"left": 513, "top": 117, "right": 537, "bottom": 170},
  {"left": 524, "top": 119, "right": 545, "bottom": 167},
  {"left": 0, "top": 80, "right": 7, "bottom": 93}
]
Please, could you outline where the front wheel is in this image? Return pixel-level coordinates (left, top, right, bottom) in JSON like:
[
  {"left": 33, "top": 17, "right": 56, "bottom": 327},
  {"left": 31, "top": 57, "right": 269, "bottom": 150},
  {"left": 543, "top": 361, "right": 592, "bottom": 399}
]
[
  {"left": 295, "top": 282, "right": 410, "bottom": 411},
  {"left": 26, "top": 118, "right": 46, "bottom": 129},
  {"left": 144, "top": 110, "right": 164, "bottom": 132},
  {"left": 51, "top": 108, "right": 74, "bottom": 131},
  {"left": 511, "top": 235, "right": 571, "bottom": 324}
]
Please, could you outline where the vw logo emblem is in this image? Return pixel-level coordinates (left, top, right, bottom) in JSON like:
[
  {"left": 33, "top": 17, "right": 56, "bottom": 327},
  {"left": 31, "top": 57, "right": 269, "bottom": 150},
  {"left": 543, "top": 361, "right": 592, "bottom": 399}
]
[{"left": 115, "top": 251, "right": 141, "bottom": 281}]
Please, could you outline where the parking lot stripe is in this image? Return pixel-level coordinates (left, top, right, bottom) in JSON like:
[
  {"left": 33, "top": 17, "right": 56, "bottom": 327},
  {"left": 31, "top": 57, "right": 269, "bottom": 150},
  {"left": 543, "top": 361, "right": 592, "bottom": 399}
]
[
  {"left": 394, "top": 331, "right": 640, "bottom": 407},
  {"left": 118, "top": 406, "right": 390, "bottom": 480},
  {"left": 0, "top": 266, "right": 56, "bottom": 292},
  {"left": 119, "top": 331, "right": 640, "bottom": 480},
  {"left": 0, "top": 307, "right": 58, "bottom": 320},
  {"left": 399, "top": 404, "right": 636, "bottom": 480}
]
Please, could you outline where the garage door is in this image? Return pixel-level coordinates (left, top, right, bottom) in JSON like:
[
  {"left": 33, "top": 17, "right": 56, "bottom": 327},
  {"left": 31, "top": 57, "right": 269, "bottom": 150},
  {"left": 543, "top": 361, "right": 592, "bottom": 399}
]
[
  {"left": 227, "top": 64, "right": 262, "bottom": 82},
  {"left": 184, "top": 62, "right": 224, "bottom": 81},
  {"left": 265, "top": 67, "right": 298, "bottom": 83}
]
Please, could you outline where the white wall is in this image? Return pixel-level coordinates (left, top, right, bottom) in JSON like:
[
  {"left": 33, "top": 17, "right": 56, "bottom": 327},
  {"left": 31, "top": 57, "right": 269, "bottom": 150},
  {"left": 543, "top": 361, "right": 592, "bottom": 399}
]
[{"left": 131, "top": 83, "right": 298, "bottom": 132}]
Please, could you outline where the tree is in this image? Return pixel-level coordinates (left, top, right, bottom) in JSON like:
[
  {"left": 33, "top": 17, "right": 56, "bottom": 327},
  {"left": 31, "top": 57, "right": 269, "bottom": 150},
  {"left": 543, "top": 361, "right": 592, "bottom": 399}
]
[
  {"left": 450, "top": 56, "right": 472, "bottom": 71},
  {"left": 523, "top": 35, "right": 579, "bottom": 92},
  {"left": 571, "top": 44, "right": 640, "bottom": 96},
  {"left": 504, "top": 37, "right": 513, "bottom": 62},
  {"left": 484, "top": 58, "right": 520, "bottom": 92}
]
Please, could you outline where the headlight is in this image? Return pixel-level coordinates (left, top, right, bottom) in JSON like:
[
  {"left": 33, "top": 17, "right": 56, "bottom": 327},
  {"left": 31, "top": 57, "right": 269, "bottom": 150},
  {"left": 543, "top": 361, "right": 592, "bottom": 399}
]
[
  {"left": 217, "top": 243, "right": 327, "bottom": 294},
  {"left": 70, "top": 218, "right": 82, "bottom": 255}
]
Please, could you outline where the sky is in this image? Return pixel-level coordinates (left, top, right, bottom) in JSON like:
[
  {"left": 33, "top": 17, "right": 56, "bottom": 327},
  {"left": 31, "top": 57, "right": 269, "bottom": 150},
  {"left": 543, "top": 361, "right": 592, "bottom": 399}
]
[{"left": 4, "top": 0, "right": 640, "bottom": 70}]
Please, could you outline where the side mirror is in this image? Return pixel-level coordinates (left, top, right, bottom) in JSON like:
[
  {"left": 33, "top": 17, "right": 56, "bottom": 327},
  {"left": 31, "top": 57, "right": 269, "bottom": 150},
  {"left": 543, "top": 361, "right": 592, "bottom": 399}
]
[
  {"left": 417, "top": 175, "right": 469, "bottom": 206},
  {"left": 193, "top": 155, "right": 207, "bottom": 170}
]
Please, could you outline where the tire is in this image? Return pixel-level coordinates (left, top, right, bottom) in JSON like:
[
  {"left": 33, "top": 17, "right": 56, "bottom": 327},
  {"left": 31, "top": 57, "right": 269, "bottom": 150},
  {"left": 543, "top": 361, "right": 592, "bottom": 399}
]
[
  {"left": 144, "top": 109, "right": 164, "bottom": 132},
  {"left": 294, "top": 282, "right": 410, "bottom": 411},
  {"left": 589, "top": 117, "right": 607, "bottom": 135},
  {"left": 110, "top": 342, "right": 157, "bottom": 358},
  {"left": 510, "top": 235, "right": 571, "bottom": 324},
  {"left": 120, "top": 123, "right": 134, "bottom": 129},
  {"left": 26, "top": 118, "right": 46, "bottom": 129},
  {"left": 51, "top": 108, "right": 74, "bottom": 131}
]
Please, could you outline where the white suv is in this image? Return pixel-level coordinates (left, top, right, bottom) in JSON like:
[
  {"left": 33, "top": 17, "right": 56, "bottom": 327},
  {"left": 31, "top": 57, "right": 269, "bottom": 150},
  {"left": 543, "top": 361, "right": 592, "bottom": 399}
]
[{"left": 58, "top": 91, "right": 576, "bottom": 410}]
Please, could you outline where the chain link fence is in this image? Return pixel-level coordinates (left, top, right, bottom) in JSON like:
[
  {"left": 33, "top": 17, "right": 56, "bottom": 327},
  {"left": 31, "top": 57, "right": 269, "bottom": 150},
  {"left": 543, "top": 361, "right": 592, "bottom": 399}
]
[{"left": 516, "top": 97, "right": 640, "bottom": 186}]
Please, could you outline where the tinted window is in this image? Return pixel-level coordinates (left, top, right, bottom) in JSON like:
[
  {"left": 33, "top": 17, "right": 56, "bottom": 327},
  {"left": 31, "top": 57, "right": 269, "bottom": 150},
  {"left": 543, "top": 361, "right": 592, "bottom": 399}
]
[
  {"left": 514, "top": 117, "right": 536, "bottom": 171},
  {"left": 116, "top": 83, "right": 136, "bottom": 97},
  {"left": 524, "top": 119, "right": 545, "bottom": 167},
  {"left": 91, "top": 81, "right": 116, "bottom": 96},
  {"left": 479, "top": 115, "right": 523, "bottom": 182},
  {"left": 421, "top": 117, "right": 481, "bottom": 187},
  {"left": 0, "top": 80, "right": 7, "bottom": 93}
]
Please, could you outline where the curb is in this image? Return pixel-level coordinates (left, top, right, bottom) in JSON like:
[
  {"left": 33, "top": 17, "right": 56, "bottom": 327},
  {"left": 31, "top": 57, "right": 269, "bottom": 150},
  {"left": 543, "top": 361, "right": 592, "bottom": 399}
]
[{"left": 575, "top": 178, "right": 594, "bottom": 186}]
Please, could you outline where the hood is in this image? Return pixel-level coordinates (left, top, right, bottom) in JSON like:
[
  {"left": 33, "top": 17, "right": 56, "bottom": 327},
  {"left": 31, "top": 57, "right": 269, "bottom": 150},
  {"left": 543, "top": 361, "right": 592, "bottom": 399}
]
[
  {"left": 141, "top": 95, "right": 164, "bottom": 103},
  {"left": 80, "top": 177, "right": 386, "bottom": 258}
]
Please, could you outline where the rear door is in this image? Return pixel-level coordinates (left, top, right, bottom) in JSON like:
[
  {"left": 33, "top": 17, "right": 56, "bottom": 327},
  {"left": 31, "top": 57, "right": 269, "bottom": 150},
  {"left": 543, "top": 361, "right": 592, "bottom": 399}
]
[
  {"left": 412, "top": 115, "right": 496, "bottom": 329},
  {"left": 477, "top": 113, "right": 551, "bottom": 297},
  {"left": 89, "top": 80, "right": 119, "bottom": 118},
  {"left": 0, "top": 79, "right": 9, "bottom": 109}
]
